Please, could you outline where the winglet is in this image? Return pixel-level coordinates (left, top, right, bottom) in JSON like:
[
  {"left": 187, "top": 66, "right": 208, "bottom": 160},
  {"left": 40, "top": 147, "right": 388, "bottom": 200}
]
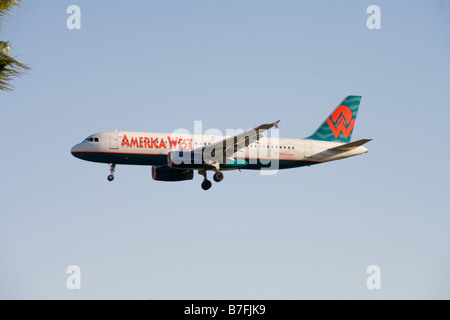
[{"left": 259, "top": 120, "right": 281, "bottom": 130}]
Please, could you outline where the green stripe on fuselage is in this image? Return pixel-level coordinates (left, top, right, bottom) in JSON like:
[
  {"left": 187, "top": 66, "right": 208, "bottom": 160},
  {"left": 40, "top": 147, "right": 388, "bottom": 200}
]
[{"left": 223, "top": 159, "right": 318, "bottom": 170}]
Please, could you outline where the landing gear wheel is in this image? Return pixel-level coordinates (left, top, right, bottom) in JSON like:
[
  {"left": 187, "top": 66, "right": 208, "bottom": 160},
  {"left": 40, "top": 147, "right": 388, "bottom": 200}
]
[
  {"left": 213, "top": 172, "right": 224, "bottom": 182},
  {"left": 108, "top": 163, "right": 116, "bottom": 182},
  {"left": 201, "top": 179, "right": 212, "bottom": 190}
]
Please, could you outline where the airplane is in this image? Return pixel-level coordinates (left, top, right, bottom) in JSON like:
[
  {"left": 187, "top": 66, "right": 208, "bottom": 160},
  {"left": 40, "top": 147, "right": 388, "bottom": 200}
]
[{"left": 71, "top": 95, "right": 371, "bottom": 190}]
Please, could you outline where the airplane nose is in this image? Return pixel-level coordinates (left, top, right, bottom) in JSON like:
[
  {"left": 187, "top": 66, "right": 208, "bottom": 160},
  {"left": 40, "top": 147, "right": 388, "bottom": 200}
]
[{"left": 71, "top": 143, "right": 82, "bottom": 157}]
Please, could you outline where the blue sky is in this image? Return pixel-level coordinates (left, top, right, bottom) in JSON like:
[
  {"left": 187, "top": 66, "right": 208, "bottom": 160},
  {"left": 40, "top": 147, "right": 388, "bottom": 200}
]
[{"left": 1, "top": 0, "right": 449, "bottom": 299}]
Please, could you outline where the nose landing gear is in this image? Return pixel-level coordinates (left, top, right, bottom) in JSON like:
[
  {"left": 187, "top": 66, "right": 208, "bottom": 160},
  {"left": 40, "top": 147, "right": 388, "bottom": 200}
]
[{"left": 107, "top": 163, "right": 116, "bottom": 181}]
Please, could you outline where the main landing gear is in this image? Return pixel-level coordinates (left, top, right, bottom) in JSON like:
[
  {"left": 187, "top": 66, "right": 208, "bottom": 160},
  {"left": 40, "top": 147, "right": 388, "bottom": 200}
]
[
  {"left": 107, "top": 163, "right": 116, "bottom": 181},
  {"left": 213, "top": 171, "right": 224, "bottom": 182},
  {"left": 201, "top": 179, "right": 212, "bottom": 191},
  {"left": 199, "top": 169, "right": 224, "bottom": 190}
]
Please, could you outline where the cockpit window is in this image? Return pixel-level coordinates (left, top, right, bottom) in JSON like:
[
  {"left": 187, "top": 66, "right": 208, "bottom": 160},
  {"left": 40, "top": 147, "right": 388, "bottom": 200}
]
[{"left": 83, "top": 136, "right": 99, "bottom": 143}]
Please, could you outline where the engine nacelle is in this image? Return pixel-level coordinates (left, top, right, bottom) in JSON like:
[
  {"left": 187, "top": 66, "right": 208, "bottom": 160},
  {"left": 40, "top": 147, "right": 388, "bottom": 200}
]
[
  {"left": 167, "top": 150, "right": 205, "bottom": 169},
  {"left": 151, "top": 166, "right": 193, "bottom": 182}
]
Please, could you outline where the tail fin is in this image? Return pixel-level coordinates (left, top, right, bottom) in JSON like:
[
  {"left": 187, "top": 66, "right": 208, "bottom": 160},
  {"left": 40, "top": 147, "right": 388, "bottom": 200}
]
[{"left": 305, "top": 95, "right": 361, "bottom": 143}]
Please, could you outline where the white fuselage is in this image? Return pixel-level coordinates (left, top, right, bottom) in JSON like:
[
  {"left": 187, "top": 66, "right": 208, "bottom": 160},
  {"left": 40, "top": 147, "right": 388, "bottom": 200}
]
[{"left": 71, "top": 131, "right": 368, "bottom": 170}]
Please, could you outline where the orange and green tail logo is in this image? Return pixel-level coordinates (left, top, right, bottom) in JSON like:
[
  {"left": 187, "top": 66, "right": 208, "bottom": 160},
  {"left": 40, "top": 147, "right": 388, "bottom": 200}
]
[
  {"left": 327, "top": 105, "right": 356, "bottom": 139},
  {"left": 306, "top": 96, "right": 361, "bottom": 143}
]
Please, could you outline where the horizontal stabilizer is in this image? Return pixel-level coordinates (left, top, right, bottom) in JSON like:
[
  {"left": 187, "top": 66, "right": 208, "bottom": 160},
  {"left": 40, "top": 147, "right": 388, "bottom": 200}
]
[{"left": 328, "top": 139, "right": 372, "bottom": 152}]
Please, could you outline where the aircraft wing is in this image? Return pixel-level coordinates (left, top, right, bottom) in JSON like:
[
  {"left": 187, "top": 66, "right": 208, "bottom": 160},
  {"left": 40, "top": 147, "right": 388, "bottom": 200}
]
[{"left": 196, "top": 120, "right": 280, "bottom": 163}]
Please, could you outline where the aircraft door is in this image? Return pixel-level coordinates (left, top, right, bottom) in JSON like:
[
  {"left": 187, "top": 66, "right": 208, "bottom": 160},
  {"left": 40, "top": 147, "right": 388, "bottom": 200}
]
[
  {"left": 110, "top": 132, "right": 119, "bottom": 149},
  {"left": 304, "top": 141, "right": 313, "bottom": 158}
]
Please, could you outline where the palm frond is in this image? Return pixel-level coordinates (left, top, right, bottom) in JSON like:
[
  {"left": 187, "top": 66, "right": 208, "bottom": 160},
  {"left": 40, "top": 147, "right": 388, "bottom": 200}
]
[
  {"left": 0, "top": 41, "right": 10, "bottom": 55},
  {"left": 0, "top": 0, "right": 19, "bottom": 25},
  {"left": 0, "top": 51, "right": 29, "bottom": 91},
  {"left": 0, "top": 1, "right": 27, "bottom": 90}
]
